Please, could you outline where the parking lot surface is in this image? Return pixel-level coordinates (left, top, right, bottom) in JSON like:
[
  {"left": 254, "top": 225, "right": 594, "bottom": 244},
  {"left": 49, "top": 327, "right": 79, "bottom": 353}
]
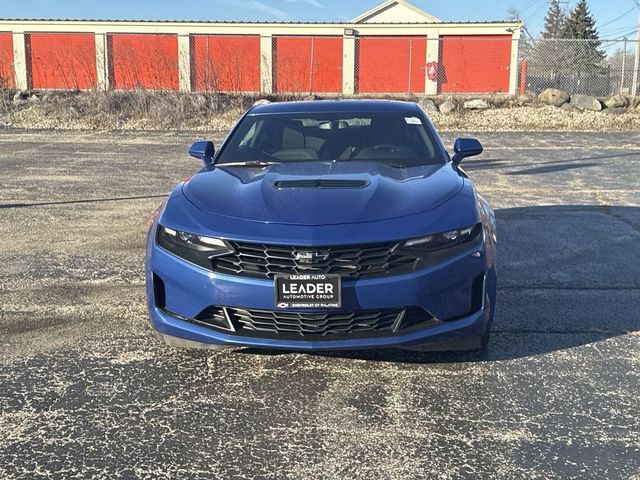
[{"left": 0, "top": 129, "right": 638, "bottom": 479}]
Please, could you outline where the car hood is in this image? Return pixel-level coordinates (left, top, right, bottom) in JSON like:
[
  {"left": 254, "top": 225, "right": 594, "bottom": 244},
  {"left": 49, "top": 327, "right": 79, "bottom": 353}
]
[{"left": 182, "top": 161, "right": 463, "bottom": 226}]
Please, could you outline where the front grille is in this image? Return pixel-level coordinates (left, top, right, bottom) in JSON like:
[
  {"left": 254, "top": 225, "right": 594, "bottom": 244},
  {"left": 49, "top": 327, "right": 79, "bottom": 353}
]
[
  {"left": 212, "top": 241, "right": 420, "bottom": 280},
  {"left": 193, "top": 306, "right": 438, "bottom": 339}
]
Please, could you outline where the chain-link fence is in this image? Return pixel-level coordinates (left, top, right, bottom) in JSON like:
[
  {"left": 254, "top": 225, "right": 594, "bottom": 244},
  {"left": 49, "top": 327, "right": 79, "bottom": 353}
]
[
  {"left": 518, "top": 37, "right": 639, "bottom": 97},
  {"left": 2, "top": 30, "right": 640, "bottom": 97}
]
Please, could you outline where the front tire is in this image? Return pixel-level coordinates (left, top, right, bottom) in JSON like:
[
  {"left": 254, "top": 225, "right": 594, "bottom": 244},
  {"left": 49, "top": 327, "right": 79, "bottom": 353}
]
[{"left": 476, "top": 287, "right": 495, "bottom": 351}]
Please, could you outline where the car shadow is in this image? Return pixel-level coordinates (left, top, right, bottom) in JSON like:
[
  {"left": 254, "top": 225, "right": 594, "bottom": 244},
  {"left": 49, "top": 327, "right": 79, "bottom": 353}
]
[
  {"left": 463, "top": 150, "right": 640, "bottom": 172},
  {"left": 235, "top": 205, "right": 640, "bottom": 363},
  {"left": 0, "top": 194, "right": 167, "bottom": 209},
  {"left": 506, "top": 162, "right": 601, "bottom": 175}
]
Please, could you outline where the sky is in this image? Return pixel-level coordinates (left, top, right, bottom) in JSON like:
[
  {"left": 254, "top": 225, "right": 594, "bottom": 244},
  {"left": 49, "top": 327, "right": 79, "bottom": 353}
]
[{"left": 0, "top": 0, "right": 638, "bottom": 40}]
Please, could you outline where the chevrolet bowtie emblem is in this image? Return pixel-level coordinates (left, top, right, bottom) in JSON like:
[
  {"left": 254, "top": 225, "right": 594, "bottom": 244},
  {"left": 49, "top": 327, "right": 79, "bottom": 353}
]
[{"left": 295, "top": 250, "right": 330, "bottom": 264}]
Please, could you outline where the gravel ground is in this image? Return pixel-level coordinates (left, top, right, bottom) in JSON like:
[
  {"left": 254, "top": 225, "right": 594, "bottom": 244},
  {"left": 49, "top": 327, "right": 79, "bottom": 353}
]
[
  {"left": 0, "top": 129, "right": 639, "bottom": 479},
  {"left": 432, "top": 104, "right": 640, "bottom": 131}
]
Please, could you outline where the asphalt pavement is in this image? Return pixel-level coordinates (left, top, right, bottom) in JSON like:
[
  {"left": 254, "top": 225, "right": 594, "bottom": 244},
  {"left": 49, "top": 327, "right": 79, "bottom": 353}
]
[{"left": 0, "top": 129, "right": 638, "bottom": 479}]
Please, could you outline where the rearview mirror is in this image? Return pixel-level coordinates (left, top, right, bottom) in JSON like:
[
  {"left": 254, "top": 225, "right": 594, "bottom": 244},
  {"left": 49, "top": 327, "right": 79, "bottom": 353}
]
[
  {"left": 452, "top": 138, "right": 483, "bottom": 165},
  {"left": 189, "top": 141, "right": 215, "bottom": 165}
]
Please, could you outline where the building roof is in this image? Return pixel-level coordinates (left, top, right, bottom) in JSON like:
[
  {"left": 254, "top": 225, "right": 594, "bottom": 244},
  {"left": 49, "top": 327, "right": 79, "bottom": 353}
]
[
  {"left": 351, "top": 0, "right": 441, "bottom": 24},
  {"left": 0, "top": 1, "right": 521, "bottom": 26},
  {"left": 0, "top": 18, "right": 520, "bottom": 25}
]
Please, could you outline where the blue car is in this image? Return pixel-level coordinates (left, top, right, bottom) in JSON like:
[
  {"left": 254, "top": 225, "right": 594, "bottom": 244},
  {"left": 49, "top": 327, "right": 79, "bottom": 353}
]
[{"left": 145, "top": 100, "right": 497, "bottom": 352}]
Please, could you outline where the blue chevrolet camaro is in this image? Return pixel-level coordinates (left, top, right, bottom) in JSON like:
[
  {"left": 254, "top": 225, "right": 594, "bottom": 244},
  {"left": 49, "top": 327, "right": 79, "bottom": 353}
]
[{"left": 145, "top": 100, "right": 497, "bottom": 352}]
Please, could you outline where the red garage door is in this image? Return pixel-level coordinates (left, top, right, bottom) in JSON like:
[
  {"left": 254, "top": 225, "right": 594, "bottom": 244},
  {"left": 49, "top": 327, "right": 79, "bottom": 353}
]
[
  {"left": 439, "top": 35, "right": 512, "bottom": 93},
  {"left": 274, "top": 36, "right": 342, "bottom": 93},
  {"left": 28, "top": 33, "right": 96, "bottom": 89},
  {"left": 109, "top": 34, "right": 179, "bottom": 90},
  {"left": 192, "top": 35, "right": 260, "bottom": 92},
  {"left": 0, "top": 33, "right": 14, "bottom": 88},
  {"left": 357, "top": 36, "right": 426, "bottom": 94}
]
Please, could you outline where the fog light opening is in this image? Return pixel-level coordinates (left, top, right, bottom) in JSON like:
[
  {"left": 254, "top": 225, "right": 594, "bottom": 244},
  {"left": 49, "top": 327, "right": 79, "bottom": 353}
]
[{"left": 153, "top": 273, "right": 166, "bottom": 309}]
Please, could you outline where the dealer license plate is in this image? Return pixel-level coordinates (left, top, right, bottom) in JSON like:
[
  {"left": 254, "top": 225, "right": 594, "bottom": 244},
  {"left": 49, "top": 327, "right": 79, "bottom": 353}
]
[{"left": 275, "top": 274, "right": 341, "bottom": 309}]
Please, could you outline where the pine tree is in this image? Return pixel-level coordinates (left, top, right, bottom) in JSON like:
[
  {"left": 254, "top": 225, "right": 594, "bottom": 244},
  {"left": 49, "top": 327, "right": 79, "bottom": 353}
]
[
  {"left": 530, "top": 0, "right": 568, "bottom": 86},
  {"left": 542, "top": 0, "right": 565, "bottom": 39},
  {"left": 562, "top": 0, "right": 602, "bottom": 42},
  {"left": 561, "top": 0, "right": 605, "bottom": 73}
]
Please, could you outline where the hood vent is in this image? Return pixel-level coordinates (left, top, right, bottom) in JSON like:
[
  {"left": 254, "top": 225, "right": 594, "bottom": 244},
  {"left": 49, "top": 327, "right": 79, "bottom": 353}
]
[{"left": 273, "top": 179, "right": 369, "bottom": 189}]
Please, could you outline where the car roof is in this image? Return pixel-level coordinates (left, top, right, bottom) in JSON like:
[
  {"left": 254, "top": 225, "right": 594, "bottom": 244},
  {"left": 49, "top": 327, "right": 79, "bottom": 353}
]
[{"left": 248, "top": 99, "right": 423, "bottom": 115}]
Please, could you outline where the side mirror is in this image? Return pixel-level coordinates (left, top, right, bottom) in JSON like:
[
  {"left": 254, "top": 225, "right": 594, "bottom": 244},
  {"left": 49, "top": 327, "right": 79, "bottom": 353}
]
[
  {"left": 189, "top": 141, "right": 215, "bottom": 165},
  {"left": 452, "top": 138, "right": 483, "bottom": 165}
]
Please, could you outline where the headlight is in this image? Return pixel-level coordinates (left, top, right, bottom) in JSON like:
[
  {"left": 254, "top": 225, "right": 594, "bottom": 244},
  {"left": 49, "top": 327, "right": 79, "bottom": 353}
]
[
  {"left": 404, "top": 223, "right": 482, "bottom": 250},
  {"left": 156, "top": 225, "right": 234, "bottom": 269}
]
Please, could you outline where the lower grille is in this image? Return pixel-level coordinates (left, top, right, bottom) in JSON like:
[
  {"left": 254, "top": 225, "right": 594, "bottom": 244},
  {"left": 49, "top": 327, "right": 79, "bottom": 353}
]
[{"left": 193, "top": 306, "right": 438, "bottom": 340}]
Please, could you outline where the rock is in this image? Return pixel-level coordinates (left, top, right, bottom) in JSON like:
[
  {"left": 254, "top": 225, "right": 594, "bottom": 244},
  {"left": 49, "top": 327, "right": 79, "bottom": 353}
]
[
  {"left": 191, "top": 94, "right": 207, "bottom": 108},
  {"left": 419, "top": 98, "right": 438, "bottom": 114},
  {"left": 487, "top": 97, "right": 505, "bottom": 108},
  {"left": 516, "top": 94, "right": 536, "bottom": 106},
  {"left": 603, "top": 107, "right": 627, "bottom": 115},
  {"left": 253, "top": 99, "right": 271, "bottom": 106},
  {"left": 28, "top": 94, "right": 40, "bottom": 103},
  {"left": 439, "top": 100, "right": 455, "bottom": 114},
  {"left": 12, "top": 91, "right": 29, "bottom": 105},
  {"left": 570, "top": 94, "right": 602, "bottom": 111},
  {"left": 463, "top": 99, "right": 490, "bottom": 110},
  {"left": 604, "top": 94, "right": 628, "bottom": 109},
  {"left": 538, "top": 88, "right": 570, "bottom": 107},
  {"left": 560, "top": 103, "right": 580, "bottom": 112}
]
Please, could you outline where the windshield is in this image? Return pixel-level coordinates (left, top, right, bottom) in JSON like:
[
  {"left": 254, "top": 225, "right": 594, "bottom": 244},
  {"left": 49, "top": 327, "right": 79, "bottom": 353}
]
[{"left": 216, "top": 112, "right": 444, "bottom": 167}]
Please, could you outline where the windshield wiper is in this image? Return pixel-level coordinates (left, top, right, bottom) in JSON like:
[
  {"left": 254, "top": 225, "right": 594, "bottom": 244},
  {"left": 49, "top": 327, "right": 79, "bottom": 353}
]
[{"left": 216, "top": 160, "right": 282, "bottom": 168}]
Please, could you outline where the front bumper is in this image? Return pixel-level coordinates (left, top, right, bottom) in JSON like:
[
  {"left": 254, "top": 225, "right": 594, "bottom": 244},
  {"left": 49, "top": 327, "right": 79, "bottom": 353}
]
[
  {"left": 150, "top": 302, "right": 490, "bottom": 351},
  {"left": 145, "top": 229, "right": 495, "bottom": 352}
]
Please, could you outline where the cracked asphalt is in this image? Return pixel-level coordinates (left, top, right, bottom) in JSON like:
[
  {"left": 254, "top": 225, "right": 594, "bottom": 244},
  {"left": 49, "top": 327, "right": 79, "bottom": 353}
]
[{"left": 0, "top": 129, "right": 638, "bottom": 479}]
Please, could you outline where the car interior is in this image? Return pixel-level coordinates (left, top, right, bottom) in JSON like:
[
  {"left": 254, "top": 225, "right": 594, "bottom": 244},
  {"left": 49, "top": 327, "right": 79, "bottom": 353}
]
[{"left": 222, "top": 113, "right": 440, "bottom": 166}]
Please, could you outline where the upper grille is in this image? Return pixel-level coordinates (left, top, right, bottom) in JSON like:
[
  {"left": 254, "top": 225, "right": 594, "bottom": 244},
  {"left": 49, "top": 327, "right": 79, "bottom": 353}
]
[
  {"left": 193, "top": 306, "right": 438, "bottom": 339},
  {"left": 211, "top": 241, "right": 420, "bottom": 280}
]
